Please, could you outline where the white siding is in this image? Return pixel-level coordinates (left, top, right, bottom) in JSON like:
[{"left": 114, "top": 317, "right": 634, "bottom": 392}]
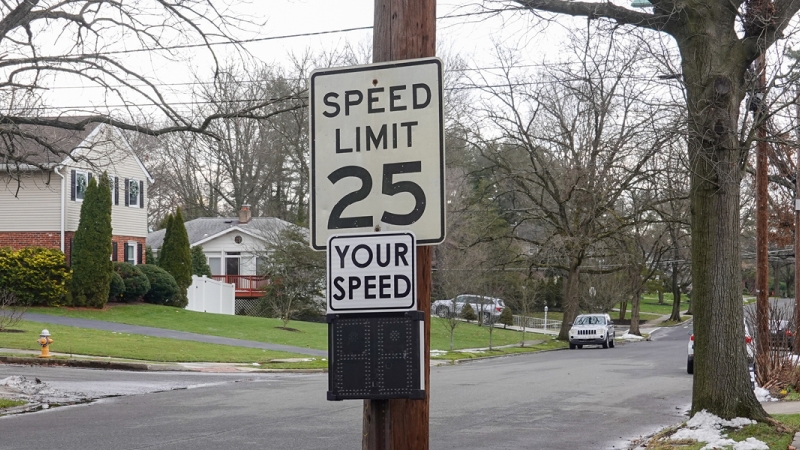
[
  {"left": 64, "top": 125, "right": 150, "bottom": 237},
  {"left": 197, "top": 230, "right": 265, "bottom": 276},
  {"left": 0, "top": 171, "right": 63, "bottom": 231}
]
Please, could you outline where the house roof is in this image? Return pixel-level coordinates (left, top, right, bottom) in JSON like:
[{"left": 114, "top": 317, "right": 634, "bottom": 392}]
[
  {"left": 1, "top": 116, "right": 99, "bottom": 166},
  {"left": 1, "top": 117, "right": 154, "bottom": 182},
  {"left": 146, "top": 216, "right": 294, "bottom": 249}
]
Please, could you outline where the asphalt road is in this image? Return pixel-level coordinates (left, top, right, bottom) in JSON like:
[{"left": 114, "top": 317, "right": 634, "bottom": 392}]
[{"left": 0, "top": 324, "right": 694, "bottom": 450}]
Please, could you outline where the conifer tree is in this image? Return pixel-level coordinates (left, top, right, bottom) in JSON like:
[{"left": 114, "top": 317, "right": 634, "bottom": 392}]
[
  {"left": 460, "top": 303, "right": 477, "bottom": 322},
  {"left": 70, "top": 173, "right": 113, "bottom": 307},
  {"left": 498, "top": 306, "right": 514, "bottom": 328},
  {"left": 158, "top": 208, "right": 191, "bottom": 307},
  {"left": 191, "top": 245, "right": 212, "bottom": 277}
]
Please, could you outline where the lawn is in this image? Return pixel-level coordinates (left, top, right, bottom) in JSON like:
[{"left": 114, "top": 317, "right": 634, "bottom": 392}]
[
  {"left": 0, "top": 320, "right": 326, "bottom": 367},
  {"left": 28, "top": 303, "right": 541, "bottom": 352},
  {"left": 615, "top": 293, "right": 691, "bottom": 317},
  {"left": 0, "top": 398, "right": 26, "bottom": 409},
  {"left": 525, "top": 310, "right": 663, "bottom": 323},
  {"left": 643, "top": 413, "right": 800, "bottom": 449}
]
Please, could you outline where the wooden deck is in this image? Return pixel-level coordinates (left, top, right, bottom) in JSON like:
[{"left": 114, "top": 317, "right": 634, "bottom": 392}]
[{"left": 211, "top": 275, "right": 268, "bottom": 298}]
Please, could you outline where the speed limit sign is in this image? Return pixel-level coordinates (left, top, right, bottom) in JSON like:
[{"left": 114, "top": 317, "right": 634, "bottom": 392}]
[{"left": 309, "top": 58, "right": 445, "bottom": 250}]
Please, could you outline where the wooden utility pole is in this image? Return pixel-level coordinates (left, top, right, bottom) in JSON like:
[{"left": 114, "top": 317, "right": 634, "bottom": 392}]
[
  {"left": 755, "top": 54, "right": 770, "bottom": 381},
  {"left": 794, "top": 87, "right": 800, "bottom": 352},
  {"left": 363, "top": 1, "right": 435, "bottom": 450}
]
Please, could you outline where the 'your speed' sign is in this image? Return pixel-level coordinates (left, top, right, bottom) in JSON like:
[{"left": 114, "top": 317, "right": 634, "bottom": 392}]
[{"left": 309, "top": 58, "right": 445, "bottom": 250}]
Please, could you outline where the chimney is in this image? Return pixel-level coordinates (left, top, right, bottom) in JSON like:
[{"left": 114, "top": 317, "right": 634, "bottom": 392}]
[{"left": 238, "top": 204, "right": 252, "bottom": 224}]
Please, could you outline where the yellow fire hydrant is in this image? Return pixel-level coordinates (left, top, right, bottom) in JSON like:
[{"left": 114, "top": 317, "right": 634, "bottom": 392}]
[{"left": 37, "top": 329, "right": 53, "bottom": 358}]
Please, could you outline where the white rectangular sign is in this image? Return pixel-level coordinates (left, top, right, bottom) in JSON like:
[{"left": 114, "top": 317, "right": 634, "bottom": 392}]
[
  {"left": 310, "top": 58, "right": 445, "bottom": 250},
  {"left": 327, "top": 232, "right": 417, "bottom": 314}
]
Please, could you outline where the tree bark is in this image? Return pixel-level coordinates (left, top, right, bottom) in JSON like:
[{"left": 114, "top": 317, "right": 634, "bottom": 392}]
[
  {"left": 630, "top": 287, "right": 642, "bottom": 335},
  {"left": 557, "top": 258, "right": 581, "bottom": 340},
  {"left": 679, "top": 31, "right": 768, "bottom": 420},
  {"left": 669, "top": 260, "right": 682, "bottom": 322}
]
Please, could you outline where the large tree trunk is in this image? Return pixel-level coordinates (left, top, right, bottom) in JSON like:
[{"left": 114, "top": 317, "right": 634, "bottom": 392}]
[
  {"left": 679, "top": 31, "right": 768, "bottom": 420},
  {"left": 630, "top": 292, "right": 642, "bottom": 336},
  {"left": 670, "top": 261, "right": 682, "bottom": 322},
  {"left": 557, "top": 259, "right": 581, "bottom": 340}
]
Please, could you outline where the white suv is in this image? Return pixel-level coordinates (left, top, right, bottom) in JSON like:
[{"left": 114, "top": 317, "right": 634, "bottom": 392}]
[
  {"left": 432, "top": 294, "right": 505, "bottom": 323},
  {"left": 568, "top": 314, "right": 615, "bottom": 349}
]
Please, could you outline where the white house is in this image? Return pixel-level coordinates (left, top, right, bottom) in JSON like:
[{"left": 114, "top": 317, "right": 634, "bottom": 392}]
[
  {"left": 147, "top": 206, "right": 293, "bottom": 298},
  {"left": 0, "top": 118, "right": 153, "bottom": 264}
]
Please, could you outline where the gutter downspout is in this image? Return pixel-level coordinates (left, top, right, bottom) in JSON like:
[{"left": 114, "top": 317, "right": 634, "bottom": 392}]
[{"left": 54, "top": 166, "right": 66, "bottom": 252}]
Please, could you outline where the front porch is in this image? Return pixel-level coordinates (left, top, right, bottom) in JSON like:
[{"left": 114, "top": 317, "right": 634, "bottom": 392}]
[{"left": 211, "top": 275, "right": 267, "bottom": 298}]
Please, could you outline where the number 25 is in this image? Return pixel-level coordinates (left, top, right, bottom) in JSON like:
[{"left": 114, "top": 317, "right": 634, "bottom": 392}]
[{"left": 327, "top": 162, "right": 426, "bottom": 229}]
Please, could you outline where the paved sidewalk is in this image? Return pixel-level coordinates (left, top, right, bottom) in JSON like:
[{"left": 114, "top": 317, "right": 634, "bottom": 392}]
[{"left": 21, "top": 313, "right": 326, "bottom": 357}]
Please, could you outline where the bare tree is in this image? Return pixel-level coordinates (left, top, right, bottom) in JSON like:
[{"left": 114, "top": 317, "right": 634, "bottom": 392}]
[
  {"left": 0, "top": 1, "right": 301, "bottom": 187},
  {"left": 0, "top": 289, "right": 25, "bottom": 332},
  {"left": 489, "top": 0, "right": 800, "bottom": 418},
  {"left": 469, "top": 30, "right": 676, "bottom": 342}
]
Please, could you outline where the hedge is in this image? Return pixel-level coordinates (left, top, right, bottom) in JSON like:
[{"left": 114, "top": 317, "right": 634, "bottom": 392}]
[{"left": 0, "top": 247, "right": 71, "bottom": 306}]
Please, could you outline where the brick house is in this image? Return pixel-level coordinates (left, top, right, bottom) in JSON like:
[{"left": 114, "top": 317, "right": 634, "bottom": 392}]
[{"left": 0, "top": 119, "right": 152, "bottom": 264}]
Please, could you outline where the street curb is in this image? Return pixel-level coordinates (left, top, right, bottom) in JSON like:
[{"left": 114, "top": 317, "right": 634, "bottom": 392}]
[
  {"left": 0, "top": 356, "right": 328, "bottom": 373},
  {"left": 435, "top": 344, "right": 572, "bottom": 365},
  {"left": 0, "top": 356, "right": 154, "bottom": 371}
]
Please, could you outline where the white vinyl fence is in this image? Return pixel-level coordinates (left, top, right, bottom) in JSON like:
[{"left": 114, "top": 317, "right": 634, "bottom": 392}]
[
  {"left": 186, "top": 275, "right": 235, "bottom": 315},
  {"left": 512, "top": 314, "right": 562, "bottom": 331}
]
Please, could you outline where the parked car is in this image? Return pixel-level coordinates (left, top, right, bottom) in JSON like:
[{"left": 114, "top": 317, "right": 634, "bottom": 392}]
[
  {"left": 688, "top": 322, "right": 753, "bottom": 374},
  {"left": 432, "top": 294, "right": 505, "bottom": 323},
  {"left": 568, "top": 314, "right": 615, "bottom": 349},
  {"left": 769, "top": 320, "right": 794, "bottom": 350}
]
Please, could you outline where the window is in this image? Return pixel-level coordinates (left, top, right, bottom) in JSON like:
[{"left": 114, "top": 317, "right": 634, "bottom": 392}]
[
  {"left": 127, "top": 178, "right": 139, "bottom": 207},
  {"left": 110, "top": 176, "right": 119, "bottom": 206},
  {"left": 75, "top": 171, "right": 88, "bottom": 201},
  {"left": 124, "top": 242, "right": 137, "bottom": 264},
  {"left": 208, "top": 257, "right": 221, "bottom": 276},
  {"left": 256, "top": 256, "right": 267, "bottom": 275}
]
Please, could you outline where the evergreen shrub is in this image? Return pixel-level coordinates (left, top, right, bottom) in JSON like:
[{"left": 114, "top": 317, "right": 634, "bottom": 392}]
[
  {"left": 461, "top": 303, "right": 477, "bottom": 322},
  {"left": 113, "top": 262, "right": 150, "bottom": 302},
  {"left": 108, "top": 271, "right": 125, "bottom": 301},
  {"left": 0, "top": 247, "right": 70, "bottom": 305},
  {"left": 138, "top": 264, "right": 179, "bottom": 306},
  {"left": 498, "top": 306, "right": 514, "bottom": 328}
]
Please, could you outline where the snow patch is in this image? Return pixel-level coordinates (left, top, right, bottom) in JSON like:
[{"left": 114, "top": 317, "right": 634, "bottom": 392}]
[
  {"left": 621, "top": 332, "right": 645, "bottom": 340},
  {"left": 754, "top": 386, "right": 774, "bottom": 402},
  {"left": 430, "top": 350, "right": 448, "bottom": 356},
  {"left": 670, "top": 410, "right": 767, "bottom": 450}
]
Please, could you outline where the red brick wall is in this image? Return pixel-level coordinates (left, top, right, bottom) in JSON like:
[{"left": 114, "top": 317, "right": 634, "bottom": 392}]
[
  {"left": 0, "top": 232, "right": 62, "bottom": 251},
  {"left": 0, "top": 231, "right": 145, "bottom": 265},
  {"left": 111, "top": 236, "right": 147, "bottom": 264}
]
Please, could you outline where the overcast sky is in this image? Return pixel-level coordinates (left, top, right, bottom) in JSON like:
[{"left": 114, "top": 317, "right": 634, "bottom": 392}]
[{"left": 37, "top": 0, "right": 614, "bottom": 117}]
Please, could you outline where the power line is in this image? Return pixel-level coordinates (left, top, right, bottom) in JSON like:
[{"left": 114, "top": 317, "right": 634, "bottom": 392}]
[{"left": 33, "top": 8, "right": 522, "bottom": 57}]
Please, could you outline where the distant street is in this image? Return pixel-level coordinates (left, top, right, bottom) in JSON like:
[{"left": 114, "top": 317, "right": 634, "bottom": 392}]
[{"left": 0, "top": 324, "right": 693, "bottom": 450}]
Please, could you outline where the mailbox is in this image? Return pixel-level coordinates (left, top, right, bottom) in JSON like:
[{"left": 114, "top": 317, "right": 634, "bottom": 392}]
[{"left": 327, "top": 311, "right": 425, "bottom": 400}]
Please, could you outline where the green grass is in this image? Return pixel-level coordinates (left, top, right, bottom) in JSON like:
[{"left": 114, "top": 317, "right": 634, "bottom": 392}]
[
  {"left": 615, "top": 293, "right": 690, "bottom": 317},
  {"left": 30, "top": 304, "right": 329, "bottom": 350},
  {"left": 29, "top": 304, "right": 537, "bottom": 352},
  {"left": 525, "top": 310, "right": 663, "bottom": 323},
  {"left": 1, "top": 320, "right": 325, "bottom": 368},
  {"left": 432, "top": 338, "right": 567, "bottom": 361},
  {"left": 643, "top": 414, "right": 800, "bottom": 449},
  {"left": 0, "top": 398, "right": 26, "bottom": 409}
]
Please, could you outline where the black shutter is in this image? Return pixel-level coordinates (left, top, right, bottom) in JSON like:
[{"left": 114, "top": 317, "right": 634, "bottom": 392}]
[
  {"left": 139, "top": 180, "right": 144, "bottom": 208},
  {"left": 137, "top": 243, "right": 143, "bottom": 265},
  {"left": 112, "top": 242, "right": 118, "bottom": 261},
  {"left": 87, "top": 172, "right": 93, "bottom": 185},
  {"left": 70, "top": 170, "right": 76, "bottom": 201},
  {"left": 114, "top": 177, "right": 119, "bottom": 205},
  {"left": 124, "top": 178, "right": 129, "bottom": 206}
]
